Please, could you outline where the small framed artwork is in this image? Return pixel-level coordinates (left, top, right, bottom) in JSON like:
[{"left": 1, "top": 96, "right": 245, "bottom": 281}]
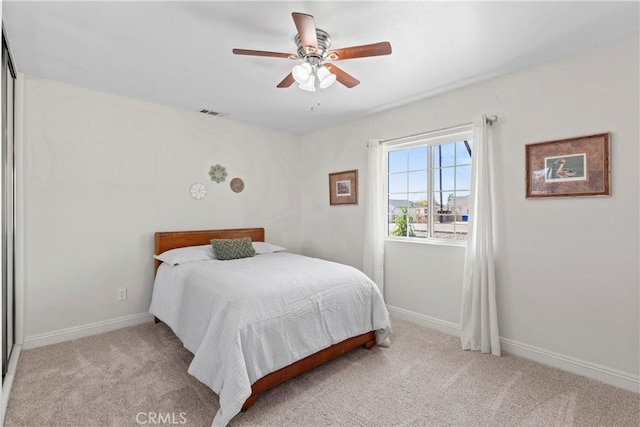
[
  {"left": 329, "top": 169, "right": 358, "bottom": 205},
  {"left": 525, "top": 133, "right": 610, "bottom": 198}
]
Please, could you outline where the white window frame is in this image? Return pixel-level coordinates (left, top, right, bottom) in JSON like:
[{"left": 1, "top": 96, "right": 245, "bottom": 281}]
[{"left": 383, "top": 124, "right": 473, "bottom": 246}]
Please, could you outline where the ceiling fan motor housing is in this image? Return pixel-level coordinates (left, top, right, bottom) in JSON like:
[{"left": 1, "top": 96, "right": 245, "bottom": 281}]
[{"left": 295, "top": 29, "right": 332, "bottom": 61}]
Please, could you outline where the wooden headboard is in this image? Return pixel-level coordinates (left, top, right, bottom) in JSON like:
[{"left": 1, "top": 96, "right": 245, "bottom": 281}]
[{"left": 154, "top": 227, "right": 265, "bottom": 274}]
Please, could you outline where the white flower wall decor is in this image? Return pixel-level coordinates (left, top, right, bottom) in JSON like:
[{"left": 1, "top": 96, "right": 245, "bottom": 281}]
[{"left": 189, "top": 182, "right": 207, "bottom": 200}]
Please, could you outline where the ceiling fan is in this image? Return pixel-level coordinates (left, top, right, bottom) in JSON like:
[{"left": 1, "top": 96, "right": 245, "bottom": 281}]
[{"left": 232, "top": 12, "right": 392, "bottom": 91}]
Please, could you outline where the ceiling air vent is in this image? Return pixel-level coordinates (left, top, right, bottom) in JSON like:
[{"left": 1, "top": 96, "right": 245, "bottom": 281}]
[{"left": 199, "top": 108, "right": 226, "bottom": 117}]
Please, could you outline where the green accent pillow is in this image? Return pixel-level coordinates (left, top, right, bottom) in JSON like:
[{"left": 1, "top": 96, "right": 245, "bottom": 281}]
[{"left": 211, "top": 237, "right": 256, "bottom": 261}]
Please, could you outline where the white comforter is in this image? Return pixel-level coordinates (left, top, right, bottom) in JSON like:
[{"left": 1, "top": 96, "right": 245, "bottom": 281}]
[{"left": 149, "top": 252, "right": 391, "bottom": 427}]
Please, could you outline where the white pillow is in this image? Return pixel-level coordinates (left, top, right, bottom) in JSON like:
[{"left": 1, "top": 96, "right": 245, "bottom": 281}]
[
  {"left": 252, "top": 241, "right": 287, "bottom": 254},
  {"left": 154, "top": 244, "right": 214, "bottom": 265}
]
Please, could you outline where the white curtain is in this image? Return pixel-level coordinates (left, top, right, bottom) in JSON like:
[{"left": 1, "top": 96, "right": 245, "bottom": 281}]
[
  {"left": 362, "top": 139, "right": 385, "bottom": 296},
  {"left": 460, "top": 115, "right": 501, "bottom": 356}
]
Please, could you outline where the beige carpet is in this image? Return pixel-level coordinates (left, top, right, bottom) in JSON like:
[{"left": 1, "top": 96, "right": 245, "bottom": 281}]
[{"left": 5, "top": 319, "right": 639, "bottom": 427}]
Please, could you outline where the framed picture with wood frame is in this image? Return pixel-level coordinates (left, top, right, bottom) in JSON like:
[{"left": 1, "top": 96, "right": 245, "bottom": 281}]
[
  {"left": 525, "top": 132, "right": 610, "bottom": 198},
  {"left": 329, "top": 169, "right": 358, "bottom": 205}
]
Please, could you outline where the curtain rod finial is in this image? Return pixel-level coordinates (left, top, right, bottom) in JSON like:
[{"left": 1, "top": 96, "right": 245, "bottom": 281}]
[{"left": 486, "top": 115, "right": 498, "bottom": 125}]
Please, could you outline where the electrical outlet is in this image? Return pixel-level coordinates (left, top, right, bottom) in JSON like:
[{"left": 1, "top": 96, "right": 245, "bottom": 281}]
[{"left": 117, "top": 287, "right": 127, "bottom": 301}]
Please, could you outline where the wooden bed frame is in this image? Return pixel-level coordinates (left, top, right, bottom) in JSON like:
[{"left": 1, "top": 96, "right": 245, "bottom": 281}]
[{"left": 153, "top": 227, "right": 377, "bottom": 411}]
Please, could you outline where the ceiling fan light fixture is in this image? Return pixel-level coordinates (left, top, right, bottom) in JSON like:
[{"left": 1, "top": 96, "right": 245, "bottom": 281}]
[
  {"left": 316, "top": 65, "right": 336, "bottom": 89},
  {"left": 292, "top": 62, "right": 313, "bottom": 84},
  {"left": 298, "top": 74, "right": 316, "bottom": 92}
]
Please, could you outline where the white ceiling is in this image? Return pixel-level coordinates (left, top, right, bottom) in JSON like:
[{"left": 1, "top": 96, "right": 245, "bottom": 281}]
[{"left": 3, "top": 1, "right": 639, "bottom": 134}]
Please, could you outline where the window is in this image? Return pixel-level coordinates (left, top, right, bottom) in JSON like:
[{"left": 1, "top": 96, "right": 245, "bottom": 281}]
[{"left": 384, "top": 126, "right": 472, "bottom": 242}]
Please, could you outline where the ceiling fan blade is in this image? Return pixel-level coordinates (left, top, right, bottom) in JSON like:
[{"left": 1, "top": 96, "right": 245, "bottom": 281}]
[
  {"left": 325, "top": 63, "right": 360, "bottom": 88},
  {"left": 232, "top": 48, "right": 297, "bottom": 59},
  {"left": 292, "top": 12, "right": 318, "bottom": 53},
  {"left": 328, "top": 42, "right": 392, "bottom": 61},
  {"left": 277, "top": 73, "right": 295, "bottom": 88}
]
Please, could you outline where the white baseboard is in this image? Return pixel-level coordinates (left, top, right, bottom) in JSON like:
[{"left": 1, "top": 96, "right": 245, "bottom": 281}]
[
  {"left": 22, "top": 312, "right": 154, "bottom": 350},
  {"left": 499, "top": 337, "right": 639, "bottom": 393},
  {"left": 387, "top": 305, "right": 460, "bottom": 336},
  {"left": 386, "top": 305, "right": 639, "bottom": 393},
  {"left": 1, "top": 344, "right": 21, "bottom": 427}
]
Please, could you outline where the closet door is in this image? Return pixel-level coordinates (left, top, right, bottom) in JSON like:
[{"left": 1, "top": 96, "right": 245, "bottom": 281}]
[{"left": 1, "top": 29, "right": 16, "bottom": 381}]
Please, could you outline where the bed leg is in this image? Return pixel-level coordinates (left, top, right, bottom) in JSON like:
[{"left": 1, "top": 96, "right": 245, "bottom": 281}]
[
  {"left": 154, "top": 316, "right": 160, "bottom": 324},
  {"left": 363, "top": 340, "right": 376, "bottom": 350},
  {"left": 241, "top": 394, "right": 258, "bottom": 412}
]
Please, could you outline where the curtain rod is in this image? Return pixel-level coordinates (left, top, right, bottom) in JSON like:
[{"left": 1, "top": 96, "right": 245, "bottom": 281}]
[{"left": 377, "top": 114, "right": 498, "bottom": 145}]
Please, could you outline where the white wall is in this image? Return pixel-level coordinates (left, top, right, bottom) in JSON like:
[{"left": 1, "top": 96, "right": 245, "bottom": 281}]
[
  {"left": 300, "top": 36, "right": 639, "bottom": 384},
  {"left": 21, "top": 77, "right": 301, "bottom": 340}
]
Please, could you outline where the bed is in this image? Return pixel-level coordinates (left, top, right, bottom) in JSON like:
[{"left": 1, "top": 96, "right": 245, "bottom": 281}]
[{"left": 149, "top": 228, "right": 391, "bottom": 426}]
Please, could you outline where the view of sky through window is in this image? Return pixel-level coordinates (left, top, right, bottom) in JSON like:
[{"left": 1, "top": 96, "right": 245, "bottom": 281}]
[{"left": 388, "top": 140, "right": 472, "bottom": 201}]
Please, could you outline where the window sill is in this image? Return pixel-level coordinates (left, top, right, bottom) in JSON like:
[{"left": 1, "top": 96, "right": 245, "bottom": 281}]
[{"left": 384, "top": 236, "right": 467, "bottom": 248}]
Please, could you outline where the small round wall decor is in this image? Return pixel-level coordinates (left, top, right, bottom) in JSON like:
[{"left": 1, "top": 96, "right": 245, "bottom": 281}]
[
  {"left": 209, "top": 164, "right": 227, "bottom": 183},
  {"left": 230, "top": 178, "right": 245, "bottom": 193},
  {"left": 189, "top": 182, "right": 207, "bottom": 200}
]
